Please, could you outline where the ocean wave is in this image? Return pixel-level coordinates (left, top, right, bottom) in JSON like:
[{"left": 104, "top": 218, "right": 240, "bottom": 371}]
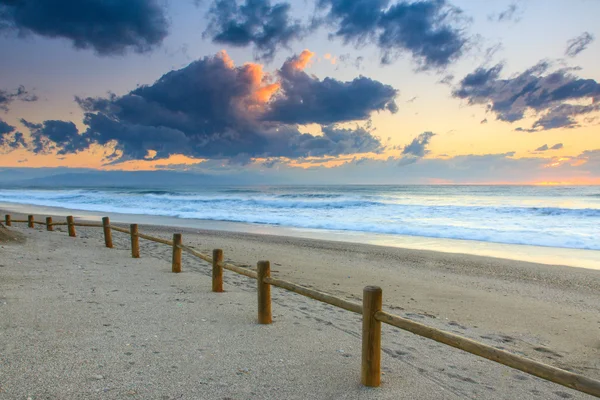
[
  {"left": 136, "top": 190, "right": 174, "bottom": 195},
  {"left": 1, "top": 187, "right": 599, "bottom": 250},
  {"left": 1, "top": 190, "right": 600, "bottom": 216}
]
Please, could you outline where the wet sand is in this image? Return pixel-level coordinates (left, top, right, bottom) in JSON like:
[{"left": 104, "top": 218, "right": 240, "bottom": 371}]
[{"left": 1, "top": 210, "right": 599, "bottom": 399}]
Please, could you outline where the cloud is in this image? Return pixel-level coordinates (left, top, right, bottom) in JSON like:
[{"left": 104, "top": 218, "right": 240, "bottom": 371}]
[
  {"left": 453, "top": 61, "right": 600, "bottom": 131},
  {"left": 0, "top": 118, "right": 15, "bottom": 135},
  {"left": 395, "top": 131, "right": 435, "bottom": 165},
  {"left": 534, "top": 143, "right": 563, "bottom": 152},
  {"left": 20, "top": 119, "right": 89, "bottom": 155},
  {"left": 8, "top": 51, "right": 395, "bottom": 162},
  {"left": 402, "top": 131, "right": 435, "bottom": 157},
  {"left": 0, "top": 119, "right": 25, "bottom": 149},
  {"left": 263, "top": 50, "right": 398, "bottom": 124},
  {"left": 565, "top": 32, "right": 594, "bottom": 58},
  {"left": 183, "top": 150, "right": 595, "bottom": 185},
  {"left": 204, "top": 0, "right": 304, "bottom": 61},
  {"left": 317, "top": 0, "right": 469, "bottom": 69},
  {"left": 0, "top": 0, "right": 169, "bottom": 55},
  {"left": 338, "top": 53, "right": 364, "bottom": 69},
  {"left": 0, "top": 85, "right": 38, "bottom": 111},
  {"left": 487, "top": 3, "right": 520, "bottom": 23},
  {"left": 203, "top": 0, "right": 469, "bottom": 68}
]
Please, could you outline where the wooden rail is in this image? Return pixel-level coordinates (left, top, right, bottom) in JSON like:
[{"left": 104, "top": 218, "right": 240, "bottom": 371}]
[
  {"left": 73, "top": 222, "right": 103, "bottom": 228},
  {"left": 264, "top": 277, "right": 363, "bottom": 314},
  {"left": 375, "top": 310, "right": 600, "bottom": 395},
  {"left": 110, "top": 225, "right": 130, "bottom": 234},
  {"left": 138, "top": 231, "right": 173, "bottom": 246},
  {"left": 3, "top": 213, "right": 600, "bottom": 398}
]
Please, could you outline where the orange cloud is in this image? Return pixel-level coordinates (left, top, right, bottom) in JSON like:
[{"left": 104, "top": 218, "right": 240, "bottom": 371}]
[
  {"left": 290, "top": 49, "right": 315, "bottom": 71},
  {"left": 254, "top": 82, "right": 280, "bottom": 103},
  {"left": 217, "top": 50, "right": 235, "bottom": 69},
  {"left": 324, "top": 53, "right": 337, "bottom": 65},
  {"left": 237, "top": 62, "right": 282, "bottom": 113},
  {"left": 543, "top": 155, "right": 589, "bottom": 168}
]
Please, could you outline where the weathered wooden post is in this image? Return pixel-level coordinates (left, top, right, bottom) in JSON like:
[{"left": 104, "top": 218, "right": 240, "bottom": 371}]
[
  {"left": 212, "top": 249, "right": 224, "bottom": 292},
  {"left": 102, "top": 217, "right": 113, "bottom": 248},
  {"left": 5, "top": 214, "right": 11, "bottom": 226},
  {"left": 257, "top": 260, "right": 272, "bottom": 324},
  {"left": 130, "top": 224, "right": 140, "bottom": 258},
  {"left": 361, "top": 286, "right": 382, "bottom": 387},
  {"left": 28, "top": 215, "right": 34, "bottom": 228},
  {"left": 46, "top": 217, "right": 53, "bottom": 231},
  {"left": 172, "top": 233, "right": 182, "bottom": 273},
  {"left": 67, "top": 216, "right": 76, "bottom": 237}
]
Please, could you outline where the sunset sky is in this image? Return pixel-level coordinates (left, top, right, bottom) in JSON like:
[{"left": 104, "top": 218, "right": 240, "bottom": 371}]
[{"left": 1, "top": 0, "right": 599, "bottom": 184}]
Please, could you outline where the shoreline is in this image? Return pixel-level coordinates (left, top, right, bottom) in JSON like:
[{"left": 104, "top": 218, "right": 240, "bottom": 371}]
[
  {"left": 3, "top": 207, "right": 600, "bottom": 385},
  {"left": 2, "top": 201, "right": 600, "bottom": 270}
]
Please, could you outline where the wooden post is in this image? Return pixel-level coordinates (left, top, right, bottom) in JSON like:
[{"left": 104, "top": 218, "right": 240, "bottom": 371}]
[
  {"left": 102, "top": 217, "right": 113, "bottom": 248},
  {"left": 130, "top": 224, "right": 140, "bottom": 258},
  {"left": 212, "top": 249, "right": 224, "bottom": 292},
  {"left": 172, "top": 233, "right": 182, "bottom": 273},
  {"left": 67, "top": 216, "right": 76, "bottom": 237},
  {"left": 28, "top": 215, "right": 34, "bottom": 228},
  {"left": 362, "top": 286, "right": 382, "bottom": 387},
  {"left": 5, "top": 214, "right": 11, "bottom": 226},
  {"left": 46, "top": 217, "right": 53, "bottom": 231},
  {"left": 257, "top": 260, "right": 272, "bottom": 324}
]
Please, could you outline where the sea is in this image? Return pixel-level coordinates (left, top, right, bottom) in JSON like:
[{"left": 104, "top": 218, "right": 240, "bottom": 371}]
[{"left": 0, "top": 185, "right": 598, "bottom": 252}]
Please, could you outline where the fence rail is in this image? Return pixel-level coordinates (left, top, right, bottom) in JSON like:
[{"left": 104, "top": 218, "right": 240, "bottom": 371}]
[{"left": 3, "top": 213, "right": 600, "bottom": 398}]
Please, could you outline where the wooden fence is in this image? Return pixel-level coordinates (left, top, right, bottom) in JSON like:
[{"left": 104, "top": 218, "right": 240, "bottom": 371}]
[{"left": 4, "top": 213, "right": 600, "bottom": 397}]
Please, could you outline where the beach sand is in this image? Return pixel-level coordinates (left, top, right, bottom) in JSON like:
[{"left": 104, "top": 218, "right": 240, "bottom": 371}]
[{"left": 1, "top": 211, "right": 599, "bottom": 399}]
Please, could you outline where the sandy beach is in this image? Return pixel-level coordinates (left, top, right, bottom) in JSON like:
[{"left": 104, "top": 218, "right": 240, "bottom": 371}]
[{"left": 1, "top": 210, "right": 599, "bottom": 399}]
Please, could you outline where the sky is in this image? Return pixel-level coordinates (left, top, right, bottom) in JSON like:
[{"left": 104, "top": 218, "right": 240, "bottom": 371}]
[{"left": 0, "top": 0, "right": 599, "bottom": 185}]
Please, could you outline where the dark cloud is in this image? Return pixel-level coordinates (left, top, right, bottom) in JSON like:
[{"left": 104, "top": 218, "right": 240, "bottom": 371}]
[
  {"left": 0, "top": 0, "right": 168, "bottom": 55},
  {"left": 204, "top": 0, "right": 304, "bottom": 61},
  {"left": 453, "top": 61, "right": 600, "bottom": 131},
  {"left": 12, "top": 51, "right": 395, "bottom": 162},
  {"left": 396, "top": 131, "right": 435, "bottom": 165},
  {"left": 317, "top": 0, "right": 468, "bottom": 69},
  {"left": 532, "top": 142, "right": 563, "bottom": 152},
  {"left": 21, "top": 119, "right": 89, "bottom": 155},
  {"left": 533, "top": 143, "right": 563, "bottom": 152},
  {"left": 565, "top": 32, "right": 594, "bottom": 58},
  {"left": 263, "top": 51, "right": 398, "bottom": 124},
  {"left": 0, "top": 85, "right": 37, "bottom": 111},
  {"left": 0, "top": 118, "right": 15, "bottom": 135},
  {"left": 0, "top": 119, "right": 25, "bottom": 149},
  {"left": 487, "top": 3, "right": 520, "bottom": 23},
  {"left": 310, "top": 125, "right": 382, "bottom": 156},
  {"left": 402, "top": 131, "right": 435, "bottom": 157}
]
